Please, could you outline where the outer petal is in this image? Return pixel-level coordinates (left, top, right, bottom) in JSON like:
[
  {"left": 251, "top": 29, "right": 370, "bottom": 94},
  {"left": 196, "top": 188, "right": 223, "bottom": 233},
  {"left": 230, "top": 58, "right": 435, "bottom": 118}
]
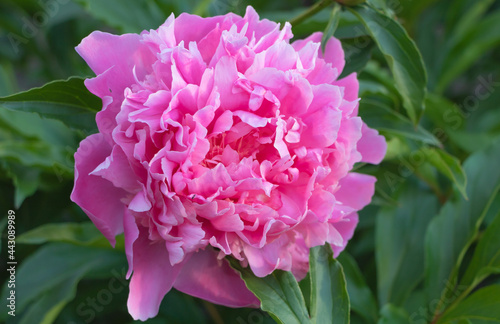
[
  {"left": 357, "top": 123, "right": 387, "bottom": 164},
  {"left": 127, "top": 226, "right": 184, "bottom": 321},
  {"left": 334, "top": 73, "right": 359, "bottom": 103},
  {"left": 174, "top": 248, "right": 260, "bottom": 307},
  {"left": 70, "top": 134, "right": 126, "bottom": 246},
  {"left": 77, "top": 32, "right": 156, "bottom": 139},
  {"left": 76, "top": 31, "right": 155, "bottom": 92},
  {"left": 331, "top": 212, "right": 359, "bottom": 257},
  {"left": 335, "top": 173, "right": 376, "bottom": 210}
]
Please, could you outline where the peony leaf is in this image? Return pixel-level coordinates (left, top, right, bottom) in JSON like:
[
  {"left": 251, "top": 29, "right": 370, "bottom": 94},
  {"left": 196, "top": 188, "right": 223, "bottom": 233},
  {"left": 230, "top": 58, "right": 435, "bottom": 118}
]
[
  {"left": 359, "top": 98, "right": 441, "bottom": 146},
  {"left": 424, "top": 93, "right": 466, "bottom": 134},
  {"left": 349, "top": 5, "right": 427, "bottom": 125},
  {"left": 321, "top": 2, "right": 341, "bottom": 53},
  {"left": 0, "top": 243, "right": 126, "bottom": 323},
  {"left": 340, "top": 36, "right": 375, "bottom": 78},
  {"left": 0, "top": 217, "right": 7, "bottom": 253},
  {"left": 74, "top": 0, "right": 165, "bottom": 33},
  {"left": 17, "top": 222, "right": 114, "bottom": 248},
  {"left": 420, "top": 147, "right": 468, "bottom": 199},
  {"left": 435, "top": 6, "right": 500, "bottom": 93},
  {"left": 337, "top": 253, "right": 377, "bottom": 323},
  {"left": 377, "top": 304, "right": 410, "bottom": 324},
  {"left": 460, "top": 210, "right": 500, "bottom": 288},
  {"left": 229, "top": 259, "right": 311, "bottom": 324},
  {"left": 19, "top": 272, "right": 84, "bottom": 324},
  {"left": 309, "top": 245, "right": 349, "bottom": 324},
  {"left": 425, "top": 140, "right": 500, "bottom": 315},
  {"left": 0, "top": 77, "right": 100, "bottom": 132},
  {"left": 376, "top": 186, "right": 439, "bottom": 307},
  {"left": 437, "top": 285, "right": 500, "bottom": 324}
]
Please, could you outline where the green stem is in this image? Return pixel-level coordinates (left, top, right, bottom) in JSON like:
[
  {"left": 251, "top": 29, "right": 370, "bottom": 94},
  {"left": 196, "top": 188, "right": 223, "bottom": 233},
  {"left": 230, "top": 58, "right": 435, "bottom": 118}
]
[{"left": 290, "top": 0, "right": 335, "bottom": 26}]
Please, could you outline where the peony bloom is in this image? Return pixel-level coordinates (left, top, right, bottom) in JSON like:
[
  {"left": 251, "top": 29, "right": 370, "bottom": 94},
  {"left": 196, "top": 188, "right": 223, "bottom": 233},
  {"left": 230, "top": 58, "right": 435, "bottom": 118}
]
[{"left": 71, "top": 6, "right": 386, "bottom": 321}]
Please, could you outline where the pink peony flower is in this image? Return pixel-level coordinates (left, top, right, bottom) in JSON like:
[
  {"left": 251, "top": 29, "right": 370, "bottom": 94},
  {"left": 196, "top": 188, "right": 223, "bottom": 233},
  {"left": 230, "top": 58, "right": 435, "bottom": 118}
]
[{"left": 71, "top": 6, "right": 386, "bottom": 321}]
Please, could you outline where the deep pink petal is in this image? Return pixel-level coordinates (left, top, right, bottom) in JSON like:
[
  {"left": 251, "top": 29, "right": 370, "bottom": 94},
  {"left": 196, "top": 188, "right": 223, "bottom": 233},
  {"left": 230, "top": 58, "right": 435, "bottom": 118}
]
[{"left": 174, "top": 248, "right": 259, "bottom": 307}]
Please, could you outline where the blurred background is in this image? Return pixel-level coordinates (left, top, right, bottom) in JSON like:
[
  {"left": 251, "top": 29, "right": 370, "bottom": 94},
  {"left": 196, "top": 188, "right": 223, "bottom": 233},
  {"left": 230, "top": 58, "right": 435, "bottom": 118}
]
[{"left": 1, "top": 0, "right": 500, "bottom": 323}]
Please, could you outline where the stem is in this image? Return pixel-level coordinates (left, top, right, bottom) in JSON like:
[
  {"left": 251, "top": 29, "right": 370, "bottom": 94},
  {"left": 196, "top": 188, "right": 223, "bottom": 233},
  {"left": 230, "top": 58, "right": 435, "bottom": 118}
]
[
  {"left": 290, "top": 0, "right": 335, "bottom": 26},
  {"left": 202, "top": 300, "right": 224, "bottom": 324}
]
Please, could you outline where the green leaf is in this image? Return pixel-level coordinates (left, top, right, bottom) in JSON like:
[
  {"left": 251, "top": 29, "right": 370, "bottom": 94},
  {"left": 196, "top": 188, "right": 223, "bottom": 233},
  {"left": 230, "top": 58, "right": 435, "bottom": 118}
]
[
  {"left": 17, "top": 222, "right": 110, "bottom": 247},
  {"left": 377, "top": 304, "right": 410, "bottom": 324},
  {"left": 436, "top": 9, "right": 500, "bottom": 93},
  {"left": 0, "top": 243, "right": 126, "bottom": 323},
  {"left": 0, "top": 77, "right": 100, "bottom": 132},
  {"left": 340, "top": 37, "right": 375, "bottom": 78},
  {"left": 376, "top": 186, "right": 439, "bottom": 306},
  {"left": 229, "top": 259, "right": 311, "bottom": 324},
  {"left": 74, "top": 0, "right": 165, "bottom": 33},
  {"left": 425, "top": 140, "right": 500, "bottom": 314},
  {"left": 19, "top": 272, "right": 84, "bottom": 324},
  {"left": 420, "top": 147, "right": 468, "bottom": 199},
  {"left": 0, "top": 63, "right": 16, "bottom": 96},
  {"left": 309, "top": 245, "right": 349, "bottom": 324},
  {"left": 337, "top": 253, "right": 377, "bottom": 323},
  {"left": 321, "top": 3, "right": 341, "bottom": 53},
  {"left": 9, "top": 165, "right": 41, "bottom": 208},
  {"left": 0, "top": 217, "right": 7, "bottom": 253},
  {"left": 349, "top": 5, "right": 427, "bottom": 125},
  {"left": 359, "top": 98, "right": 441, "bottom": 146},
  {"left": 424, "top": 93, "right": 466, "bottom": 134},
  {"left": 437, "top": 285, "right": 500, "bottom": 323},
  {"left": 445, "top": 0, "right": 495, "bottom": 40},
  {"left": 461, "top": 210, "right": 500, "bottom": 287}
]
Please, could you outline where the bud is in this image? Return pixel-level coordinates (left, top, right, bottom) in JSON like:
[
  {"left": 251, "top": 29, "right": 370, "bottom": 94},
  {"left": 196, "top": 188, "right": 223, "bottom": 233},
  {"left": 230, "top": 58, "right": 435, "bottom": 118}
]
[{"left": 335, "top": 0, "right": 366, "bottom": 6}]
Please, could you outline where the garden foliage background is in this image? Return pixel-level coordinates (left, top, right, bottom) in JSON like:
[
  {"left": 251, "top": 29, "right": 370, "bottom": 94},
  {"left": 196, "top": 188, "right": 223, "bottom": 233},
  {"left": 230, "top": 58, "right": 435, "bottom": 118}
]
[{"left": 1, "top": 0, "right": 500, "bottom": 323}]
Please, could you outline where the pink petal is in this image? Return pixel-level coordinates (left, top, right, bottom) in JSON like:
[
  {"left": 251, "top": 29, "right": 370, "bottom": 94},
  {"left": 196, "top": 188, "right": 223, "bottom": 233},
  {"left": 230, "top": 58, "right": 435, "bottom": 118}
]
[
  {"left": 127, "top": 226, "right": 184, "bottom": 321},
  {"left": 301, "top": 107, "right": 342, "bottom": 148},
  {"left": 334, "top": 72, "right": 359, "bottom": 102},
  {"left": 76, "top": 31, "right": 154, "bottom": 90},
  {"left": 335, "top": 173, "right": 376, "bottom": 210},
  {"left": 70, "top": 134, "right": 126, "bottom": 246},
  {"left": 90, "top": 145, "right": 140, "bottom": 193},
  {"left": 292, "top": 32, "right": 345, "bottom": 74},
  {"left": 358, "top": 123, "right": 387, "bottom": 164},
  {"left": 174, "top": 248, "right": 259, "bottom": 307},
  {"left": 330, "top": 213, "right": 359, "bottom": 257},
  {"left": 124, "top": 209, "right": 139, "bottom": 278}
]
